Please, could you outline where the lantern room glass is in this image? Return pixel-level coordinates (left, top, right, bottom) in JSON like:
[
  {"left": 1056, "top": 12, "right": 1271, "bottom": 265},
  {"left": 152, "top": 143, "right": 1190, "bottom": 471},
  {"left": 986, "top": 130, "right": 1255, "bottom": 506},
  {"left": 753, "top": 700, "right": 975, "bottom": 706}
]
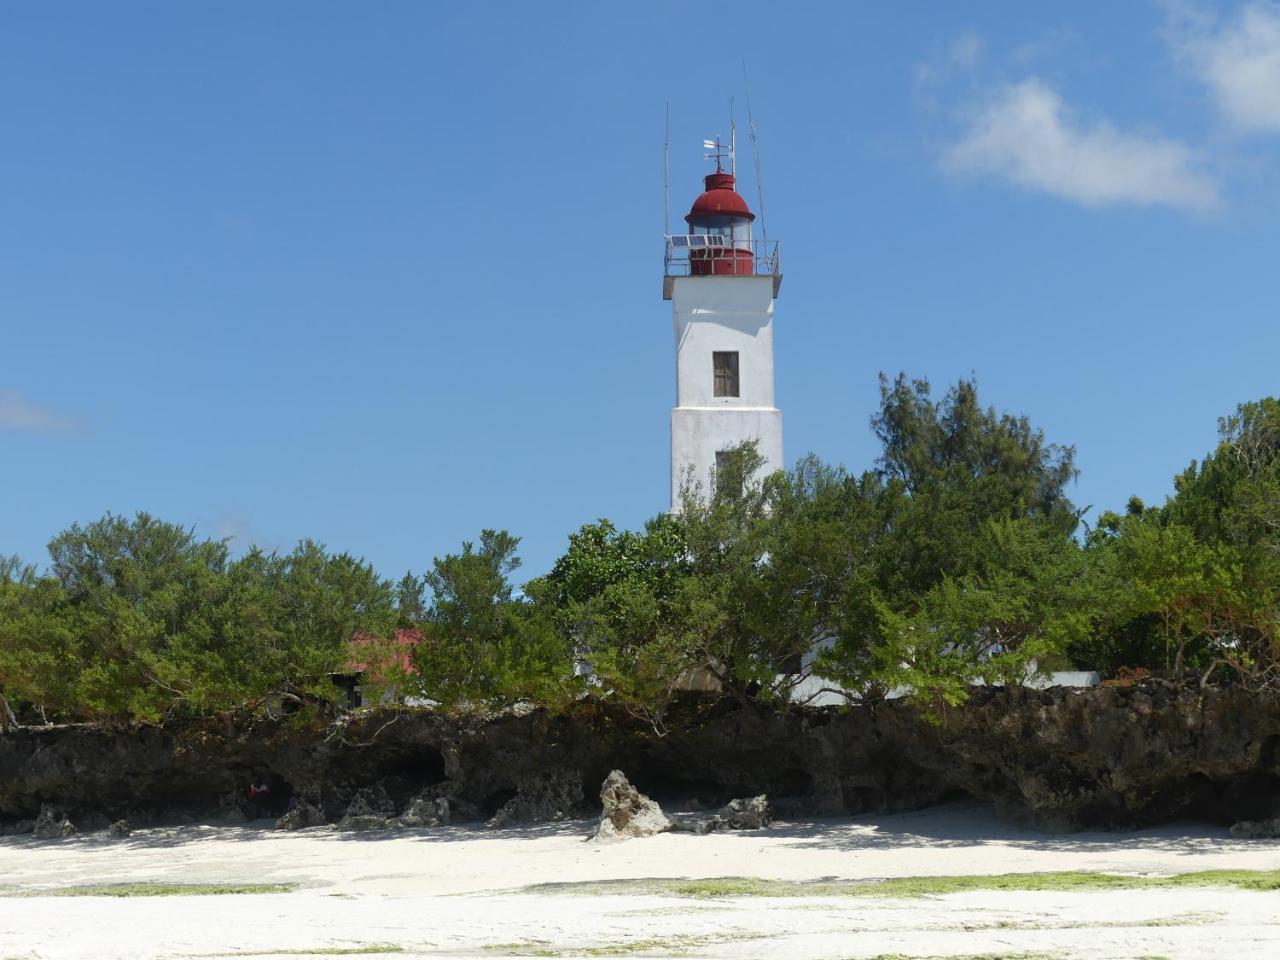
[{"left": 689, "top": 214, "right": 753, "bottom": 250}]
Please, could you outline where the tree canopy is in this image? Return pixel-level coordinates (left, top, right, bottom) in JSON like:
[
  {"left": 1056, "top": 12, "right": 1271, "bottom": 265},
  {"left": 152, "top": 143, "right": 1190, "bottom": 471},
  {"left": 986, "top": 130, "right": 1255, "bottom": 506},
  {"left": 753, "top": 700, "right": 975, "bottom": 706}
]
[{"left": 4, "top": 375, "right": 1279, "bottom": 731}]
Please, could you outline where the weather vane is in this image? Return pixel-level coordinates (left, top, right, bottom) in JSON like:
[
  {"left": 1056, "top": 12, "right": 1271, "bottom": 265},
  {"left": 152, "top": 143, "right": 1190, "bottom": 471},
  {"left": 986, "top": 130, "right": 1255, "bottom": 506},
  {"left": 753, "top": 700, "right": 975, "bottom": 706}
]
[{"left": 703, "top": 135, "right": 728, "bottom": 173}]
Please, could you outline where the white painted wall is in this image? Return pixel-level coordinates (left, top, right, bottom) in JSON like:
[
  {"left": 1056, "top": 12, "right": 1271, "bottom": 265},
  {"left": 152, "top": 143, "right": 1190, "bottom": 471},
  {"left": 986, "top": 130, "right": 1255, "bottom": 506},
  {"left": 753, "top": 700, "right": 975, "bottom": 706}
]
[{"left": 670, "top": 275, "right": 783, "bottom": 506}]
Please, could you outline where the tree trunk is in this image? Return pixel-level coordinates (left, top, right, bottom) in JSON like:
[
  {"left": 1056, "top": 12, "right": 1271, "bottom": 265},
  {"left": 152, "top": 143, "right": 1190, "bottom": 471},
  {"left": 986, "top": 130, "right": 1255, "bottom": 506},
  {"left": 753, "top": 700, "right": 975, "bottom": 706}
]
[{"left": 0, "top": 691, "right": 17, "bottom": 732}]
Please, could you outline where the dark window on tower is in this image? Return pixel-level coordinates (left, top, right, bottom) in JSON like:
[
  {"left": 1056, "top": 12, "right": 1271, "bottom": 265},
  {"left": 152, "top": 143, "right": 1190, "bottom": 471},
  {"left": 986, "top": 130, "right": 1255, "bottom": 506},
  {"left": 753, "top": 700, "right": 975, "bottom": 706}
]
[{"left": 713, "top": 351, "right": 739, "bottom": 397}]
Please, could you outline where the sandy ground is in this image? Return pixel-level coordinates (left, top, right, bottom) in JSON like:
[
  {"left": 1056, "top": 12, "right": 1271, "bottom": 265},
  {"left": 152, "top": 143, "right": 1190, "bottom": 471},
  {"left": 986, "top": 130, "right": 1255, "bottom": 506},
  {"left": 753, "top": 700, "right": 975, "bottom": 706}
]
[{"left": 1, "top": 800, "right": 1278, "bottom": 960}]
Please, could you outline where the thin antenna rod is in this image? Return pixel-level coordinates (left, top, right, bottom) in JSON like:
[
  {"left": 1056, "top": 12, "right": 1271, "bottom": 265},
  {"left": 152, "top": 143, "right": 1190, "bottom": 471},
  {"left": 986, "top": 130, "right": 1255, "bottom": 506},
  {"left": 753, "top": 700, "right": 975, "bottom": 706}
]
[
  {"left": 729, "top": 97, "right": 736, "bottom": 178},
  {"left": 664, "top": 102, "right": 671, "bottom": 237},
  {"left": 742, "top": 59, "right": 768, "bottom": 245}
]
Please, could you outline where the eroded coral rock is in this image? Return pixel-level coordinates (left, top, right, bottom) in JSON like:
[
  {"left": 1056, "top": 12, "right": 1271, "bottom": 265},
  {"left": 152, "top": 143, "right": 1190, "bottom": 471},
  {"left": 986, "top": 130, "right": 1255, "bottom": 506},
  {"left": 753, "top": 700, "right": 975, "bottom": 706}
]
[
  {"left": 345, "top": 784, "right": 396, "bottom": 818},
  {"left": 276, "top": 801, "right": 327, "bottom": 831},
  {"left": 397, "top": 794, "right": 450, "bottom": 828},
  {"left": 336, "top": 815, "right": 392, "bottom": 831},
  {"left": 670, "top": 795, "right": 773, "bottom": 834},
  {"left": 108, "top": 819, "right": 131, "bottom": 838},
  {"left": 591, "top": 770, "right": 670, "bottom": 843},
  {"left": 488, "top": 769, "right": 584, "bottom": 828},
  {"left": 717, "top": 795, "right": 772, "bottom": 829},
  {"left": 335, "top": 785, "right": 397, "bottom": 831},
  {"left": 32, "top": 804, "right": 76, "bottom": 840}
]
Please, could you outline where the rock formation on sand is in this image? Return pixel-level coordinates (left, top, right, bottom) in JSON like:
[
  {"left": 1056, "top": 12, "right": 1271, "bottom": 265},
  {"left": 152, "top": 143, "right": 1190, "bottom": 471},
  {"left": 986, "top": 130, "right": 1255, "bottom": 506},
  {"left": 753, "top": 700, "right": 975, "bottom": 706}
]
[
  {"left": 591, "top": 770, "right": 671, "bottom": 842},
  {"left": 32, "top": 804, "right": 77, "bottom": 840},
  {"left": 396, "top": 794, "right": 450, "bottom": 829},
  {"left": 277, "top": 801, "right": 327, "bottom": 831},
  {"left": 488, "top": 769, "right": 584, "bottom": 828},
  {"left": 337, "top": 784, "right": 397, "bottom": 831},
  {"left": 671, "top": 795, "right": 773, "bottom": 834}
]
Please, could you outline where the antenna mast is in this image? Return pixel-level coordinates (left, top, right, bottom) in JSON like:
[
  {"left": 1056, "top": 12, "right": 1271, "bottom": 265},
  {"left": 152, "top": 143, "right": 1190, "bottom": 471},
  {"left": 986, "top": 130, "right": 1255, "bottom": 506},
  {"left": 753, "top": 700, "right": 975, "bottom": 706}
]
[
  {"left": 742, "top": 60, "right": 768, "bottom": 245},
  {"left": 664, "top": 102, "right": 671, "bottom": 237},
  {"left": 729, "top": 97, "right": 736, "bottom": 178}
]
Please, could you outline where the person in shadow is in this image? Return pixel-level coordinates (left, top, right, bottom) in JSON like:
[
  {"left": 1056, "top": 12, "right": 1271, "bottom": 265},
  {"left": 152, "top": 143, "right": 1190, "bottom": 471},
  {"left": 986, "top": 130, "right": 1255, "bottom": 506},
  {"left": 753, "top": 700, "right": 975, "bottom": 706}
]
[{"left": 246, "top": 777, "right": 272, "bottom": 821}]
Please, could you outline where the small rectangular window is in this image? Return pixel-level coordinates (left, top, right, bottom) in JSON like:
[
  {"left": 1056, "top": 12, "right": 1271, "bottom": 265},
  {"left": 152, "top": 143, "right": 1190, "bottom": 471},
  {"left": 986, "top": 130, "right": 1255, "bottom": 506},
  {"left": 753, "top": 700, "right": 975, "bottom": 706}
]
[{"left": 713, "top": 351, "right": 739, "bottom": 398}]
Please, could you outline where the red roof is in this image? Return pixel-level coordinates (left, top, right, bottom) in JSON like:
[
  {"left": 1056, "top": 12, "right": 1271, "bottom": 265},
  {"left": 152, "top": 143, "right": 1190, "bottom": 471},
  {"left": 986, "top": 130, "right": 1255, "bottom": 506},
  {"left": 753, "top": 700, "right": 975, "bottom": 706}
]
[
  {"left": 347, "top": 627, "right": 421, "bottom": 678},
  {"left": 686, "top": 171, "right": 755, "bottom": 223}
]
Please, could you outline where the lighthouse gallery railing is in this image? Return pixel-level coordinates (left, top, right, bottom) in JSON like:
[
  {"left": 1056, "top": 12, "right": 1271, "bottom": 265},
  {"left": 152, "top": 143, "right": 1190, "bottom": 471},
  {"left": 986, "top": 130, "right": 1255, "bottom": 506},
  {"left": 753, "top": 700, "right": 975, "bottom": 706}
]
[{"left": 663, "top": 235, "right": 781, "bottom": 278}]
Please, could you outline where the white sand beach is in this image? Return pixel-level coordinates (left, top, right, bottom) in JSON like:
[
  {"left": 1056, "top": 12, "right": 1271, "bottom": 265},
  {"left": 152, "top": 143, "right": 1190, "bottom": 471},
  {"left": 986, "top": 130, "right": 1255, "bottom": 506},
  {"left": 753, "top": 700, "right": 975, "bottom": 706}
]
[{"left": 1, "top": 800, "right": 1277, "bottom": 960}]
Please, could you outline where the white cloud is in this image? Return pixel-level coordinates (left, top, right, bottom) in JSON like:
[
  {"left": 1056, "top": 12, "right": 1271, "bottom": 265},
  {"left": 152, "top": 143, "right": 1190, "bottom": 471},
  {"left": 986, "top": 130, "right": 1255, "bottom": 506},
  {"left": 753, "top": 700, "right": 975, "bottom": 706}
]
[
  {"left": 1171, "top": 2, "right": 1280, "bottom": 133},
  {"left": 942, "top": 79, "right": 1219, "bottom": 212},
  {"left": 0, "top": 390, "right": 75, "bottom": 433}
]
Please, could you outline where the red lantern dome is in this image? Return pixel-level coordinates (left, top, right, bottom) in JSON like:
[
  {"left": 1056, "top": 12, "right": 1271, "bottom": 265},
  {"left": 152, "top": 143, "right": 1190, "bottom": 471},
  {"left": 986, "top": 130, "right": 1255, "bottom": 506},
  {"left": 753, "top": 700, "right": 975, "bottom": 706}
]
[
  {"left": 684, "top": 171, "right": 756, "bottom": 277},
  {"left": 686, "top": 171, "right": 756, "bottom": 222}
]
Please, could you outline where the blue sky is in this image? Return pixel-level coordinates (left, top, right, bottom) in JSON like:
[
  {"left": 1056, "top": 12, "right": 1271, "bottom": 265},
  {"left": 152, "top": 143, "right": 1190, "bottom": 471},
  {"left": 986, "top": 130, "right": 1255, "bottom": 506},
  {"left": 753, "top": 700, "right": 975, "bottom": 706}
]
[{"left": 5, "top": 1, "right": 1280, "bottom": 580}]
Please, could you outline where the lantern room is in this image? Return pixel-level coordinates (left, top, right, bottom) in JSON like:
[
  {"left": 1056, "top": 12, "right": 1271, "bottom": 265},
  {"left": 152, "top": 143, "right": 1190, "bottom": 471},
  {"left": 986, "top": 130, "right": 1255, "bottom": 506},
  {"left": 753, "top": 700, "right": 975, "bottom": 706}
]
[{"left": 685, "top": 170, "right": 756, "bottom": 277}]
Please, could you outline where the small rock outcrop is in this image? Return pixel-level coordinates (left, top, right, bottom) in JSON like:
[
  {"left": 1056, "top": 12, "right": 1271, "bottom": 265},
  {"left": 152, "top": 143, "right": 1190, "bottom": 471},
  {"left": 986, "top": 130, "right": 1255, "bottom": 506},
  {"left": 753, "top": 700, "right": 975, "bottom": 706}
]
[
  {"left": 716, "top": 795, "right": 772, "bottom": 829},
  {"left": 591, "top": 770, "right": 671, "bottom": 843},
  {"left": 397, "top": 794, "right": 449, "bottom": 829},
  {"left": 672, "top": 795, "right": 774, "bottom": 834},
  {"left": 108, "top": 819, "right": 131, "bottom": 838},
  {"left": 488, "top": 769, "right": 584, "bottom": 828},
  {"left": 1230, "top": 817, "right": 1280, "bottom": 839},
  {"left": 336, "top": 814, "right": 392, "bottom": 831},
  {"left": 348, "top": 784, "right": 396, "bottom": 817},
  {"left": 32, "top": 805, "right": 77, "bottom": 840},
  {"left": 277, "top": 801, "right": 327, "bottom": 831},
  {"left": 336, "top": 785, "right": 397, "bottom": 831}
]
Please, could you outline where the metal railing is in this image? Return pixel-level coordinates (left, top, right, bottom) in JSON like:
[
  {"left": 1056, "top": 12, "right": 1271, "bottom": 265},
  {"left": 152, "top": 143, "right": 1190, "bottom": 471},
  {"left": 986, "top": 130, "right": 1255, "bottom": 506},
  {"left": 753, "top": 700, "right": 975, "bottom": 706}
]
[{"left": 663, "top": 236, "right": 781, "bottom": 279}]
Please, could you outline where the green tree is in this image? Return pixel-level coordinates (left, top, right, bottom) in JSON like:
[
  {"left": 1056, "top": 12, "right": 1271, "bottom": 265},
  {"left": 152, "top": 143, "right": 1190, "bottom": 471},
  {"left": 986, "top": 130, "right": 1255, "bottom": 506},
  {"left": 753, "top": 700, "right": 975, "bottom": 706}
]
[
  {"left": 40, "top": 513, "right": 233, "bottom": 723},
  {"left": 1, "top": 515, "right": 400, "bottom": 725},
  {"left": 412, "top": 530, "right": 574, "bottom": 710},
  {"left": 1081, "top": 398, "right": 1280, "bottom": 684},
  {"left": 815, "top": 374, "right": 1084, "bottom": 707}
]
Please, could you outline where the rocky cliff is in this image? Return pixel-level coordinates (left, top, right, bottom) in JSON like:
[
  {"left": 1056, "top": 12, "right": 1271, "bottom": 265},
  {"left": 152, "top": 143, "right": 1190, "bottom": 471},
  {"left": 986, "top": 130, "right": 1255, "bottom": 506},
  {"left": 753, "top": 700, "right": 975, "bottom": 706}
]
[{"left": 2, "top": 683, "right": 1277, "bottom": 833}]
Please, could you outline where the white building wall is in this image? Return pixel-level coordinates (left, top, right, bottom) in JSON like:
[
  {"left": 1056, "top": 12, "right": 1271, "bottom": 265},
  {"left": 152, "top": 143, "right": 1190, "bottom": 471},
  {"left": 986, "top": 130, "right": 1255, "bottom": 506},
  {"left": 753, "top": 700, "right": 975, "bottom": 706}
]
[{"left": 670, "top": 275, "right": 783, "bottom": 506}]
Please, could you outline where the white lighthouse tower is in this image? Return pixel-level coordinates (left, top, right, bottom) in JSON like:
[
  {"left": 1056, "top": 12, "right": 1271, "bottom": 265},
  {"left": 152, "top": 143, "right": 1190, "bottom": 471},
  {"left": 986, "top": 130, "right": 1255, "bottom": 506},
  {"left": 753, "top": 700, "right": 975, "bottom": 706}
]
[{"left": 664, "top": 145, "right": 782, "bottom": 508}]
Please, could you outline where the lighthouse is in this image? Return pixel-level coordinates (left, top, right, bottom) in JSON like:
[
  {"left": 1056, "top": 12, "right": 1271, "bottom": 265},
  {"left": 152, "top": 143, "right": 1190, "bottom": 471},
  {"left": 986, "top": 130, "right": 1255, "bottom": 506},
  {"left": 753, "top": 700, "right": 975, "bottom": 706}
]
[{"left": 664, "top": 144, "right": 783, "bottom": 508}]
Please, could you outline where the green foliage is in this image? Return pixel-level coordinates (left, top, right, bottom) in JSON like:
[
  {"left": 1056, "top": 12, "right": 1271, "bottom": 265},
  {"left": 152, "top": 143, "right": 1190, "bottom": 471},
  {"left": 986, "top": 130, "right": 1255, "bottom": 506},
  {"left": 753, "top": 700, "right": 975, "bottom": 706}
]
[
  {"left": 8, "top": 379, "right": 1280, "bottom": 728},
  {"left": 0, "top": 514, "right": 395, "bottom": 725},
  {"left": 535, "top": 514, "right": 693, "bottom": 727},
  {"left": 1081, "top": 398, "right": 1280, "bottom": 683},
  {"left": 410, "top": 530, "right": 575, "bottom": 711},
  {"left": 814, "top": 375, "right": 1086, "bottom": 709}
]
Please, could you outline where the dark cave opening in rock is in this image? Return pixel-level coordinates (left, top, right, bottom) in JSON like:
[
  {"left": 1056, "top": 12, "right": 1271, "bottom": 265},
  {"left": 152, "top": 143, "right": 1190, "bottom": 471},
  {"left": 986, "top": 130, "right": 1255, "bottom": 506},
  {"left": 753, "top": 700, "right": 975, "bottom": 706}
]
[
  {"left": 483, "top": 788, "right": 518, "bottom": 818},
  {"left": 377, "top": 747, "right": 447, "bottom": 786},
  {"left": 843, "top": 785, "right": 887, "bottom": 814},
  {"left": 770, "top": 767, "right": 816, "bottom": 800},
  {"left": 1175, "top": 770, "right": 1280, "bottom": 824},
  {"left": 265, "top": 773, "right": 293, "bottom": 817},
  {"left": 240, "top": 772, "right": 294, "bottom": 820}
]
